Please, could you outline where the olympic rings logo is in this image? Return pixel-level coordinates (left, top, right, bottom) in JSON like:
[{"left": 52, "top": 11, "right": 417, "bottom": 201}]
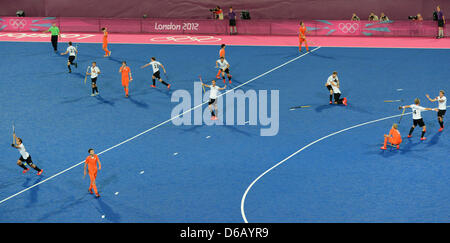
[
  {"left": 9, "top": 19, "right": 27, "bottom": 29},
  {"left": 150, "top": 36, "right": 222, "bottom": 42},
  {"left": 338, "top": 23, "right": 359, "bottom": 33}
]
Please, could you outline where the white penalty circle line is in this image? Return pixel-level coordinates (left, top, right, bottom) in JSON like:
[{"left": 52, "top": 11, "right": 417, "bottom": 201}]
[
  {"left": 240, "top": 107, "right": 448, "bottom": 223},
  {"left": 0, "top": 46, "right": 321, "bottom": 206}
]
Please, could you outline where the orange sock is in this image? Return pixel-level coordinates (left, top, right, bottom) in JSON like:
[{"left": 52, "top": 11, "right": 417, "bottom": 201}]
[
  {"left": 216, "top": 70, "right": 222, "bottom": 77},
  {"left": 383, "top": 136, "right": 388, "bottom": 148}
]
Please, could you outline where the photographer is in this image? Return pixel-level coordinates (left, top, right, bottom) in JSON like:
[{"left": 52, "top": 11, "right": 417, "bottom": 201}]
[
  {"left": 368, "top": 12, "right": 379, "bottom": 21},
  {"left": 210, "top": 6, "right": 223, "bottom": 20}
]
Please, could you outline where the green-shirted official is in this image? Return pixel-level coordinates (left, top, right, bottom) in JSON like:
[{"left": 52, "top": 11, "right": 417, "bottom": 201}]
[{"left": 43, "top": 23, "right": 61, "bottom": 53}]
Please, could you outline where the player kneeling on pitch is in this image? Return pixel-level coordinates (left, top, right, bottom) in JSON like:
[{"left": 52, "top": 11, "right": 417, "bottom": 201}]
[
  {"left": 380, "top": 123, "right": 402, "bottom": 150},
  {"left": 329, "top": 77, "right": 347, "bottom": 106},
  {"left": 401, "top": 98, "right": 438, "bottom": 141}
]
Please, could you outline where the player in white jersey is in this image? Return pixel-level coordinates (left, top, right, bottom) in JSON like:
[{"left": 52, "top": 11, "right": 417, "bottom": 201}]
[
  {"left": 60, "top": 41, "right": 78, "bottom": 73},
  {"left": 86, "top": 62, "right": 101, "bottom": 96},
  {"left": 329, "top": 77, "right": 347, "bottom": 106},
  {"left": 11, "top": 134, "right": 43, "bottom": 175},
  {"left": 401, "top": 98, "right": 438, "bottom": 140},
  {"left": 141, "top": 57, "right": 170, "bottom": 89},
  {"left": 201, "top": 80, "right": 227, "bottom": 120},
  {"left": 426, "top": 90, "right": 446, "bottom": 132},
  {"left": 325, "top": 71, "right": 338, "bottom": 104},
  {"left": 216, "top": 57, "right": 232, "bottom": 84}
]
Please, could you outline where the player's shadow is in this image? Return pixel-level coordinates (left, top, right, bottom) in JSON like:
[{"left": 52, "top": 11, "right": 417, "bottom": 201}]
[
  {"left": 309, "top": 51, "right": 336, "bottom": 60},
  {"left": 399, "top": 139, "right": 422, "bottom": 154},
  {"left": 22, "top": 177, "right": 43, "bottom": 207},
  {"left": 425, "top": 132, "right": 441, "bottom": 147},
  {"left": 59, "top": 96, "right": 91, "bottom": 104},
  {"left": 37, "top": 194, "right": 90, "bottom": 221},
  {"left": 223, "top": 124, "right": 254, "bottom": 137},
  {"left": 95, "top": 198, "right": 121, "bottom": 223},
  {"left": 180, "top": 125, "right": 202, "bottom": 134},
  {"left": 107, "top": 57, "right": 125, "bottom": 65},
  {"left": 95, "top": 95, "right": 115, "bottom": 106},
  {"left": 128, "top": 96, "right": 149, "bottom": 109},
  {"left": 315, "top": 104, "right": 334, "bottom": 112},
  {"left": 153, "top": 87, "right": 173, "bottom": 97}
]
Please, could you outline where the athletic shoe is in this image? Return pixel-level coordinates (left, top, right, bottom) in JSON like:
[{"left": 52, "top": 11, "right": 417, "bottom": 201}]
[
  {"left": 329, "top": 101, "right": 332, "bottom": 104},
  {"left": 89, "top": 188, "right": 93, "bottom": 194},
  {"left": 380, "top": 146, "right": 386, "bottom": 150},
  {"left": 229, "top": 80, "right": 232, "bottom": 84},
  {"left": 23, "top": 168, "right": 30, "bottom": 174},
  {"left": 96, "top": 92, "right": 99, "bottom": 96},
  {"left": 95, "top": 193, "right": 100, "bottom": 198},
  {"left": 420, "top": 137, "right": 427, "bottom": 141},
  {"left": 125, "top": 94, "right": 129, "bottom": 98},
  {"left": 151, "top": 85, "right": 156, "bottom": 88},
  {"left": 37, "top": 169, "right": 43, "bottom": 176},
  {"left": 216, "top": 75, "right": 221, "bottom": 79},
  {"left": 211, "top": 116, "right": 216, "bottom": 120},
  {"left": 438, "top": 127, "right": 444, "bottom": 132},
  {"left": 407, "top": 135, "right": 412, "bottom": 138},
  {"left": 91, "top": 93, "right": 95, "bottom": 96},
  {"left": 213, "top": 116, "right": 218, "bottom": 120},
  {"left": 108, "top": 51, "right": 111, "bottom": 57},
  {"left": 343, "top": 97, "right": 348, "bottom": 106},
  {"left": 396, "top": 145, "right": 400, "bottom": 149},
  {"left": 68, "top": 70, "right": 71, "bottom": 73},
  {"left": 167, "top": 84, "right": 171, "bottom": 89}
]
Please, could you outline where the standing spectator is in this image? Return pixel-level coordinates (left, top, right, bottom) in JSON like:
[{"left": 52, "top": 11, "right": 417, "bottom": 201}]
[
  {"left": 380, "top": 13, "right": 389, "bottom": 21},
  {"left": 368, "top": 13, "right": 379, "bottom": 21},
  {"left": 43, "top": 23, "right": 61, "bottom": 53},
  {"left": 351, "top": 13, "right": 360, "bottom": 21},
  {"left": 436, "top": 6, "right": 445, "bottom": 38},
  {"left": 229, "top": 7, "right": 237, "bottom": 35}
]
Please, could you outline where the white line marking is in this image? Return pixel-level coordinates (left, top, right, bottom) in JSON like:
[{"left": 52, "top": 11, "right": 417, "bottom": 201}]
[
  {"left": 240, "top": 106, "right": 449, "bottom": 223},
  {"left": 0, "top": 46, "right": 320, "bottom": 206}
]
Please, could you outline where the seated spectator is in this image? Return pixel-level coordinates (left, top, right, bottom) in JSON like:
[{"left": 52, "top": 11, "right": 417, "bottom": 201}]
[
  {"left": 351, "top": 13, "right": 360, "bottom": 21},
  {"left": 416, "top": 13, "right": 423, "bottom": 21},
  {"left": 380, "top": 12, "right": 389, "bottom": 21},
  {"left": 368, "top": 12, "right": 379, "bottom": 21}
]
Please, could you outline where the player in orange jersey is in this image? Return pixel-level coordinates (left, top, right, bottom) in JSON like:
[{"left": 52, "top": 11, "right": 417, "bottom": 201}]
[
  {"left": 298, "top": 21, "right": 309, "bottom": 52},
  {"left": 119, "top": 61, "right": 132, "bottom": 97},
  {"left": 216, "top": 44, "right": 226, "bottom": 78},
  {"left": 102, "top": 27, "right": 111, "bottom": 57},
  {"left": 380, "top": 123, "right": 402, "bottom": 150},
  {"left": 84, "top": 148, "right": 102, "bottom": 197}
]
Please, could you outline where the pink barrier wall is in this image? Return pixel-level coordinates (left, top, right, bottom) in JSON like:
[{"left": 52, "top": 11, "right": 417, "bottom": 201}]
[
  {"left": 0, "top": 0, "right": 448, "bottom": 20},
  {"left": 1, "top": 17, "right": 448, "bottom": 37}
]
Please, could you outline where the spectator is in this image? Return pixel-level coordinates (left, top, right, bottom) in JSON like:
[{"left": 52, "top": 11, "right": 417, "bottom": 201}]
[
  {"left": 214, "top": 6, "right": 224, "bottom": 20},
  {"left": 380, "top": 12, "right": 389, "bottom": 21},
  {"left": 368, "top": 12, "right": 379, "bottom": 21},
  {"left": 228, "top": 7, "right": 237, "bottom": 35},
  {"left": 436, "top": 6, "right": 445, "bottom": 38},
  {"left": 416, "top": 13, "right": 423, "bottom": 21},
  {"left": 351, "top": 13, "right": 360, "bottom": 21}
]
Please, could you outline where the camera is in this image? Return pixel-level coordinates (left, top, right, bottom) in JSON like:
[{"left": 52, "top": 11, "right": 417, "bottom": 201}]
[
  {"left": 209, "top": 7, "right": 218, "bottom": 12},
  {"left": 408, "top": 15, "right": 418, "bottom": 20}
]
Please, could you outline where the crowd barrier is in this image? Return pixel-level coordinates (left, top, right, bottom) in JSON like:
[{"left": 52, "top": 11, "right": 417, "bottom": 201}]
[{"left": 1, "top": 17, "right": 448, "bottom": 37}]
